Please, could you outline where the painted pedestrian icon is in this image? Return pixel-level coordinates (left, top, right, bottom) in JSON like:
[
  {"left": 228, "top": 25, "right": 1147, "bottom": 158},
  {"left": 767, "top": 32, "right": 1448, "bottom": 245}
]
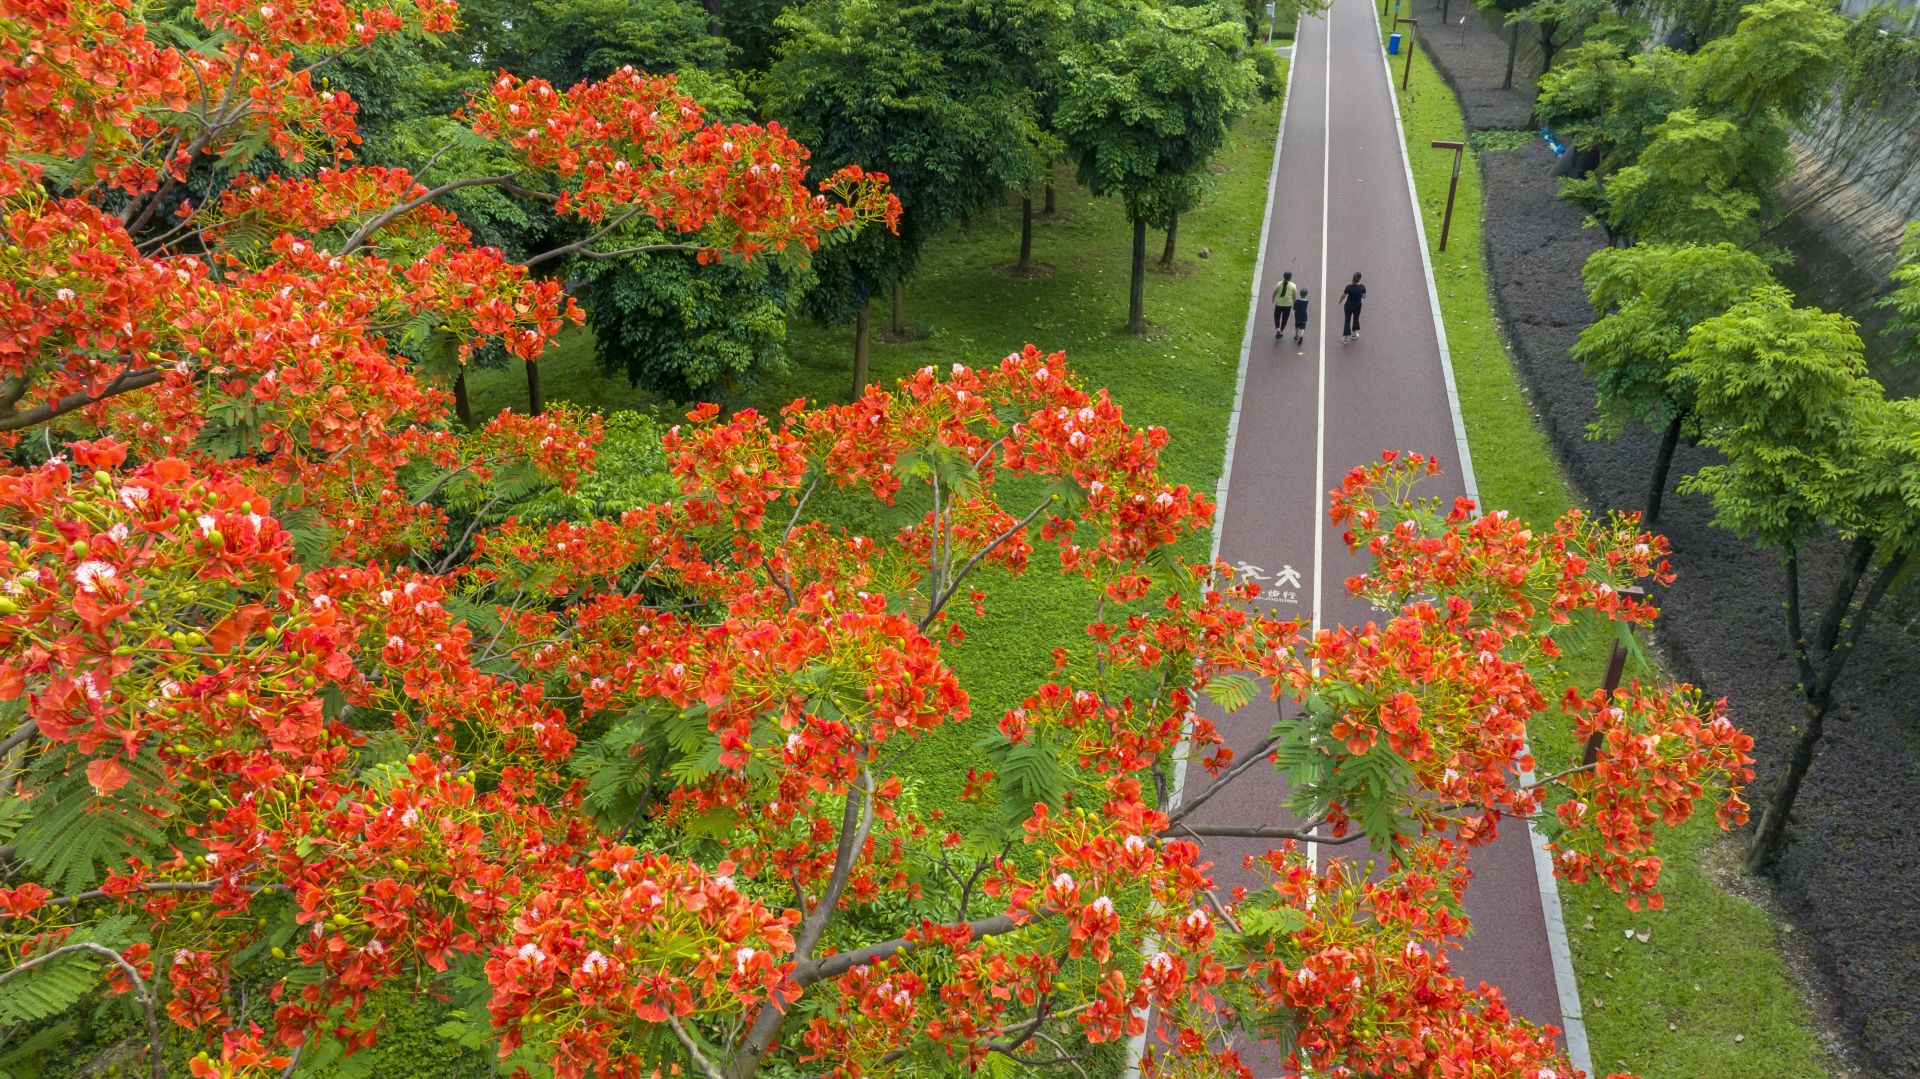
[{"left": 1231, "top": 561, "right": 1302, "bottom": 605}]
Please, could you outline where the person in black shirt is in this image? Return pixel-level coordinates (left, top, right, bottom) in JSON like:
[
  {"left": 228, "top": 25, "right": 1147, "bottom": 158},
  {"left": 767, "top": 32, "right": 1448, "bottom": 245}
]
[
  {"left": 1340, "top": 272, "right": 1366, "bottom": 342},
  {"left": 1292, "top": 289, "right": 1309, "bottom": 347}
]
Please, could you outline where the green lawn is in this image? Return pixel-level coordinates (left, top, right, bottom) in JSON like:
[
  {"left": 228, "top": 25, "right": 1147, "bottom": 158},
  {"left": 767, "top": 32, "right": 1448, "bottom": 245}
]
[{"left": 1383, "top": 15, "right": 1837, "bottom": 1079}]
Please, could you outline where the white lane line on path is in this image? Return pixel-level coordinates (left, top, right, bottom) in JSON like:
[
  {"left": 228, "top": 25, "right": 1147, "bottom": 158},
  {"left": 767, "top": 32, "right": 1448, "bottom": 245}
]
[
  {"left": 1125, "top": 36, "right": 1300, "bottom": 1079},
  {"left": 1308, "top": 3, "right": 1332, "bottom": 873},
  {"left": 1368, "top": 17, "right": 1592, "bottom": 1077}
]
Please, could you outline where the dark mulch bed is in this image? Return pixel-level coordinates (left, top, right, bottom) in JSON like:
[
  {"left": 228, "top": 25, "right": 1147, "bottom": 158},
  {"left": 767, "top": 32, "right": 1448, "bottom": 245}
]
[
  {"left": 1401, "top": 0, "right": 1538, "bottom": 131},
  {"left": 1421, "top": 14, "right": 1920, "bottom": 1078}
]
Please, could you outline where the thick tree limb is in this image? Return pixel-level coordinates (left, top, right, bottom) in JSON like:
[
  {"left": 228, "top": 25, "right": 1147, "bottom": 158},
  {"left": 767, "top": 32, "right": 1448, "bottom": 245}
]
[
  {"left": 340, "top": 174, "right": 521, "bottom": 254},
  {"left": 729, "top": 773, "right": 877, "bottom": 1076},
  {"left": 0, "top": 719, "right": 37, "bottom": 758},
  {"left": 0, "top": 367, "right": 164, "bottom": 433},
  {"left": 795, "top": 913, "right": 1023, "bottom": 987}
]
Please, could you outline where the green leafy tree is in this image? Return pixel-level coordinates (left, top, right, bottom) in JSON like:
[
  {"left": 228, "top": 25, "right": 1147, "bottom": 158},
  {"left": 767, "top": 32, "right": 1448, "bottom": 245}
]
[
  {"left": 1538, "top": 42, "right": 1691, "bottom": 173},
  {"left": 1646, "top": 0, "right": 1751, "bottom": 44},
  {"left": 765, "top": 0, "right": 1054, "bottom": 392},
  {"left": 1505, "top": 0, "right": 1612, "bottom": 77},
  {"left": 1882, "top": 219, "right": 1920, "bottom": 365},
  {"left": 1572, "top": 242, "right": 1774, "bottom": 522},
  {"left": 329, "top": 0, "right": 751, "bottom": 415},
  {"left": 1055, "top": 0, "right": 1257, "bottom": 335},
  {"left": 578, "top": 254, "right": 812, "bottom": 404},
  {"left": 1598, "top": 108, "right": 1777, "bottom": 246},
  {"left": 1674, "top": 288, "right": 1917, "bottom": 872},
  {"left": 1689, "top": 0, "right": 1848, "bottom": 123}
]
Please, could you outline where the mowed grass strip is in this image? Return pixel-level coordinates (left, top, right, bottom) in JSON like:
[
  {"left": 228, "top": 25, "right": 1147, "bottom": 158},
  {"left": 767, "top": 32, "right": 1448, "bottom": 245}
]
[{"left": 1380, "top": 16, "right": 1836, "bottom": 1079}]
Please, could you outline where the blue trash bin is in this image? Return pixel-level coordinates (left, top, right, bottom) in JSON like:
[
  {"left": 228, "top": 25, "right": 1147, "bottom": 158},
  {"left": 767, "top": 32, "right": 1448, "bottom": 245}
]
[{"left": 1388, "top": 32, "right": 1402, "bottom": 54}]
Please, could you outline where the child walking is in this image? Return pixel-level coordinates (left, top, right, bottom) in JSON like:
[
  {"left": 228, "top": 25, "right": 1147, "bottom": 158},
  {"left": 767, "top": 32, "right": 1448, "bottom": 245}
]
[{"left": 1292, "top": 289, "right": 1309, "bottom": 348}]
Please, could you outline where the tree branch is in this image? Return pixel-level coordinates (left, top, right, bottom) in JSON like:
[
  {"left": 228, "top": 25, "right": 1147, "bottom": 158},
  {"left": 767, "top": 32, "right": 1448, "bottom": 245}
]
[
  {"left": 0, "top": 719, "right": 37, "bottom": 759},
  {"left": 1164, "top": 734, "right": 1279, "bottom": 826},
  {"left": 729, "top": 773, "right": 877, "bottom": 1076},
  {"left": 795, "top": 913, "right": 1023, "bottom": 987},
  {"left": 666, "top": 1013, "right": 726, "bottom": 1079},
  {"left": 0, "top": 942, "right": 163, "bottom": 1079},
  {"left": 339, "top": 174, "right": 521, "bottom": 255},
  {"left": 1783, "top": 552, "right": 1819, "bottom": 694},
  {"left": 1172, "top": 822, "right": 1368, "bottom": 845},
  {"left": 0, "top": 367, "right": 164, "bottom": 434},
  {"left": 0, "top": 879, "right": 283, "bottom": 920},
  {"left": 919, "top": 496, "right": 1055, "bottom": 630},
  {"left": 1812, "top": 549, "right": 1908, "bottom": 705}
]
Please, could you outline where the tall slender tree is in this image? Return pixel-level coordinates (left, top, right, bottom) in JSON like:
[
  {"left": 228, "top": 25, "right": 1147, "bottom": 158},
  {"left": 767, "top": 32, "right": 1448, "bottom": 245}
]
[
  {"left": 1572, "top": 242, "right": 1774, "bottom": 523},
  {"left": 1055, "top": 0, "right": 1256, "bottom": 335},
  {"left": 765, "top": 0, "right": 1054, "bottom": 393},
  {"left": 1675, "top": 288, "right": 1919, "bottom": 871}
]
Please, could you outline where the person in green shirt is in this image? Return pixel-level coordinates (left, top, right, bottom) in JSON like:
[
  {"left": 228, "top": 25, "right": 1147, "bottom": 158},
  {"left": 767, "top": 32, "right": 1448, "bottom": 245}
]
[{"left": 1273, "top": 271, "right": 1299, "bottom": 340}]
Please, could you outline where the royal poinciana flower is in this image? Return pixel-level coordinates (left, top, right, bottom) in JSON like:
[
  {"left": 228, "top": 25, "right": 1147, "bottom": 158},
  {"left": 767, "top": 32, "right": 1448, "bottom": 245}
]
[{"left": 1, "top": 3, "right": 1738, "bottom": 1078}]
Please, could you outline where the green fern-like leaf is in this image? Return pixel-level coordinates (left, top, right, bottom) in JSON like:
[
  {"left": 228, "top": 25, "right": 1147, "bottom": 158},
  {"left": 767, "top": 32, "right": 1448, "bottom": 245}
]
[{"left": 15, "top": 749, "right": 175, "bottom": 894}]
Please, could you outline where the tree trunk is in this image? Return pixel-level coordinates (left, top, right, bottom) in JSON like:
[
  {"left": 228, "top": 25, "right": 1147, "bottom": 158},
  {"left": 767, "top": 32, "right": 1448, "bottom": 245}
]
[
  {"left": 703, "top": 0, "right": 723, "bottom": 37},
  {"left": 852, "top": 302, "right": 870, "bottom": 399},
  {"left": 1128, "top": 215, "right": 1148, "bottom": 336},
  {"left": 1504, "top": 23, "right": 1519, "bottom": 90},
  {"left": 454, "top": 367, "right": 474, "bottom": 428},
  {"left": 1645, "top": 412, "right": 1683, "bottom": 525},
  {"left": 1812, "top": 536, "right": 1875, "bottom": 659},
  {"left": 525, "top": 358, "right": 543, "bottom": 416},
  {"left": 1743, "top": 704, "right": 1827, "bottom": 873},
  {"left": 1159, "top": 210, "right": 1178, "bottom": 269},
  {"left": 891, "top": 279, "right": 905, "bottom": 337},
  {"left": 1018, "top": 195, "right": 1034, "bottom": 271},
  {"left": 1044, "top": 181, "right": 1056, "bottom": 216}
]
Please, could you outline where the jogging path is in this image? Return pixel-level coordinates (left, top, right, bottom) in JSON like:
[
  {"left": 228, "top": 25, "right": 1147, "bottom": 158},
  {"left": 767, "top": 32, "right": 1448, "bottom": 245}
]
[{"left": 1168, "top": 0, "right": 1591, "bottom": 1072}]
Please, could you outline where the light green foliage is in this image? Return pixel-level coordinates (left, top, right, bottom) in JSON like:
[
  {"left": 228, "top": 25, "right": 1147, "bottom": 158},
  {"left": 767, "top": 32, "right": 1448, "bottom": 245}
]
[
  {"left": 1537, "top": 42, "right": 1692, "bottom": 168},
  {"left": 1054, "top": 0, "right": 1258, "bottom": 218},
  {"left": 1837, "top": 5, "right": 1920, "bottom": 116},
  {"left": 1852, "top": 397, "right": 1920, "bottom": 556},
  {"left": 1504, "top": 0, "right": 1613, "bottom": 74},
  {"left": 1573, "top": 242, "right": 1775, "bottom": 437},
  {"left": 1647, "top": 0, "right": 1752, "bottom": 44},
  {"left": 1542, "top": 0, "right": 1846, "bottom": 246},
  {"left": 1676, "top": 286, "right": 1877, "bottom": 552},
  {"left": 1883, "top": 219, "right": 1920, "bottom": 365},
  {"left": 521, "top": 411, "right": 679, "bottom": 521},
  {"left": 1599, "top": 109, "right": 1772, "bottom": 246},
  {"left": 1690, "top": 0, "right": 1849, "bottom": 122}
]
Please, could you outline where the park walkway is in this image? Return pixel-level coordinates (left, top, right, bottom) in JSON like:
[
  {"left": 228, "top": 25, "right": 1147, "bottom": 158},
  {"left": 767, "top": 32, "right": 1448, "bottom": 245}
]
[{"left": 1164, "top": 0, "right": 1592, "bottom": 1071}]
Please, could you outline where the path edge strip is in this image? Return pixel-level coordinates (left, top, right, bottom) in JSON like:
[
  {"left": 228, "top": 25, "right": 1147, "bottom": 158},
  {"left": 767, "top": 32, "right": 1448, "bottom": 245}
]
[
  {"left": 1121, "top": 40, "right": 1298, "bottom": 1079},
  {"left": 1370, "top": 22, "right": 1594, "bottom": 1077}
]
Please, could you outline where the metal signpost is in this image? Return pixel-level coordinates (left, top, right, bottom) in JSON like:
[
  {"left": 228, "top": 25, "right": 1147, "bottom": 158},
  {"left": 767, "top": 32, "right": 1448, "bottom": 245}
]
[
  {"left": 1267, "top": 1, "right": 1276, "bottom": 44},
  {"left": 1393, "top": 17, "right": 1419, "bottom": 91},
  {"left": 1429, "top": 139, "right": 1464, "bottom": 251}
]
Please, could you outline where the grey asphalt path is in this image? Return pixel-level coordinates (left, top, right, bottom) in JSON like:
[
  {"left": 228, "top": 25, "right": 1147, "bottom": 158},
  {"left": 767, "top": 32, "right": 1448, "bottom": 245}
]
[{"left": 1161, "top": 0, "right": 1586, "bottom": 1072}]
